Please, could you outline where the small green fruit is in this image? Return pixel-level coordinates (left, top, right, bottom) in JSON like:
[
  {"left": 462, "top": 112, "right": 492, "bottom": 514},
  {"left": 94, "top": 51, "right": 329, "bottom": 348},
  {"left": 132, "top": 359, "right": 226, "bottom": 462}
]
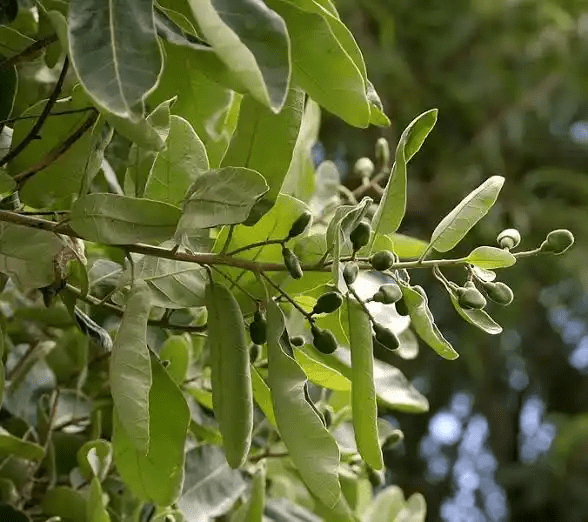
[
  {"left": 311, "top": 326, "right": 338, "bottom": 354},
  {"left": 372, "top": 284, "right": 402, "bottom": 304},
  {"left": 375, "top": 137, "right": 390, "bottom": 171},
  {"left": 395, "top": 298, "right": 409, "bottom": 316},
  {"left": 249, "top": 343, "right": 260, "bottom": 364},
  {"left": 496, "top": 228, "right": 521, "bottom": 249},
  {"left": 343, "top": 262, "right": 359, "bottom": 285},
  {"left": 540, "top": 229, "right": 574, "bottom": 254},
  {"left": 482, "top": 281, "right": 514, "bottom": 306},
  {"left": 350, "top": 221, "right": 372, "bottom": 251},
  {"left": 282, "top": 246, "right": 303, "bottom": 279},
  {"left": 313, "top": 291, "right": 343, "bottom": 315},
  {"left": 290, "top": 335, "right": 305, "bottom": 347},
  {"left": 456, "top": 287, "right": 487, "bottom": 310},
  {"left": 287, "top": 211, "right": 312, "bottom": 239},
  {"left": 353, "top": 157, "right": 375, "bottom": 178},
  {"left": 370, "top": 250, "right": 395, "bottom": 271},
  {"left": 373, "top": 323, "right": 399, "bottom": 351},
  {"left": 249, "top": 311, "right": 267, "bottom": 345}
]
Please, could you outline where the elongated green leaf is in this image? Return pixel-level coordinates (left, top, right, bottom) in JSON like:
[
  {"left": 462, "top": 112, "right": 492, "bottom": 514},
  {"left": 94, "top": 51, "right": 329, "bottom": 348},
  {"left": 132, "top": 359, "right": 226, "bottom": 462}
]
[
  {"left": 294, "top": 350, "right": 350, "bottom": 391},
  {"left": 110, "top": 280, "right": 151, "bottom": 453},
  {"left": 347, "top": 299, "right": 383, "bottom": 470},
  {"left": 205, "top": 280, "right": 253, "bottom": 468},
  {"left": 176, "top": 167, "right": 268, "bottom": 234},
  {"left": 222, "top": 88, "right": 304, "bottom": 219},
  {"left": 187, "top": 0, "right": 290, "bottom": 112},
  {"left": 144, "top": 116, "right": 209, "bottom": 205},
  {"left": 266, "top": 299, "right": 342, "bottom": 508},
  {"left": 400, "top": 284, "right": 459, "bottom": 360},
  {"left": 371, "top": 110, "right": 438, "bottom": 239},
  {"left": 464, "top": 246, "right": 516, "bottom": 269},
  {"left": 251, "top": 367, "right": 277, "bottom": 427},
  {"left": 0, "top": 429, "right": 44, "bottom": 461},
  {"left": 428, "top": 176, "right": 505, "bottom": 253},
  {"left": 70, "top": 194, "right": 181, "bottom": 245},
  {"left": 87, "top": 477, "right": 110, "bottom": 522},
  {"left": 68, "top": 0, "right": 162, "bottom": 117},
  {"left": 113, "top": 356, "right": 190, "bottom": 505},
  {"left": 266, "top": 0, "right": 370, "bottom": 127},
  {"left": 231, "top": 464, "right": 265, "bottom": 522}
]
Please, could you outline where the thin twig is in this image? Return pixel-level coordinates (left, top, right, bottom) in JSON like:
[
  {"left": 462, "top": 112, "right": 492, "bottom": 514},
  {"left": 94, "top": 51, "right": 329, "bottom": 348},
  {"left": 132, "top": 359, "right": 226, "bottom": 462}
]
[
  {"left": 0, "top": 107, "right": 96, "bottom": 126},
  {"left": 259, "top": 271, "right": 313, "bottom": 320},
  {"left": 226, "top": 238, "right": 285, "bottom": 256},
  {"left": 220, "top": 224, "right": 235, "bottom": 254},
  {"left": 210, "top": 265, "right": 258, "bottom": 302},
  {"left": 249, "top": 450, "right": 289, "bottom": 463},
  {"left": 0, "top": 57, "right": 70, "bottom": 168}
]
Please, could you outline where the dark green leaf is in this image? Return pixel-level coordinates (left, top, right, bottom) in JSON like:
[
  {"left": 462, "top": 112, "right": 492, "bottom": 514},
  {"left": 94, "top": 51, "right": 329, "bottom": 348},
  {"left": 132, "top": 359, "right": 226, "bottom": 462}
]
[{"left": 0, "top": 0, "right": 18, "bottom": 24}]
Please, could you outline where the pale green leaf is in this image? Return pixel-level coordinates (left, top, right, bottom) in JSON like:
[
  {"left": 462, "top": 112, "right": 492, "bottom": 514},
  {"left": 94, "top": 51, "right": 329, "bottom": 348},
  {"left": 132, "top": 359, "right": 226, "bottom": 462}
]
[
  {"left": 371, "top": 109, "right": 438, "bottom": 239},
  {"left": 428, "top": 176, "right": 505, "bottom": 253},
  {"left": 113, "top": 356, "right": 190, "bottom": 506},
  {"left": 144, "top": 115, "right": 209, "bottom": 205},
  {"left": 205, "top": 280, "right": 253, "bottom": 468},
  {"left": 0, "top": 428, "right": 45, "bottom": 460},
  {"left": 187, "top": 0, "right": 290, "bottom": 112},
  {"left": 294, "top": 349, "right": 350, "bottom": 391},
  {"left": 391, "top": 234, "right": 428, "bottom": 259},
  {"left": 399, "top": 284, "right": 459, "bottom": 360},
  {"left": 347, "top": 298, "right": 383, "bottom": 470},
  {"left": 230, "top": 464, "right": 265, "bottom": 522},
  {"left": 70, "top": 194, "right": 181, "bottom": 244},
  {"left": 464, "top": 246, "right": 516, "bottom": 269},
  {"left": 251, "top": 366, "right": 277, "bottom": 426},
  {"left": 160, "top": 334, "right": 192, "bottom": 385},
  {"left": 266, "top": 299, "right": 342, "bottom": 508},
  {"left": 87, "top": 477, "right": 110, "bottom": 522},
  {"left": 110, "top": 280, "right": 152, "bottom": 453},
  {"left": 68, "top": 0, "right": 162, "bottom": 117}
]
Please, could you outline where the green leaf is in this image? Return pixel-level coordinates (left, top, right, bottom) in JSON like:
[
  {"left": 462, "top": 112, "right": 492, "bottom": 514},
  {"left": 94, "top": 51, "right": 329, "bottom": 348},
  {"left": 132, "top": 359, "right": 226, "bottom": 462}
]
[
  {"left": 464, "top": 246, "right": 516, "bottom": 269},
  {"left": 428, "top": 176, "right": 505, "bottom": 253},
  {"left": 230, "top": 464, "right": 266, "bottom": 522},
  {"left": 137, "top": 250, "right": 207, "bottom": 309},
  {"left": 177, "top": 445, "right": 247, "bottom": 518},
  {"left": 144, "top": 115, "right": 209, "bottom": 205},
  {"left": 113, "top": 356, "right": 190, "bottom": 506},
  {"left": 0, "top": 169, "right": 15, "bottom": 194},
  {"left": 87, "top": 477, "right": 110, "bottom": 522},
  {"left": 0, "top": 60, "right": 16, "bottom": 125},
  {"left": 347, "top": 298, "right": 383, "bottom": 470},
  {"left": 110, "top": 280, "right": 152, "bottom": 453},
  {"left": 363, "top": 486, "right": 426, "bottom": 522},
  {"left": 187, "top": 0, "right": 290, "bottom": 112},
  {"left": 265, "top": 0, "right": 370, "bottom": 127},
  {"left": 205, "top": 280, "right": 253, "bottom": 468},
  {"left": 68, "top": 0, "right": 162, "bottom": 117},
  {"left": 251, "top": 366, "right": 277, "bottom": 427},
  {"left": 266, "top": 299, "right": 342, "bottom": 508},
  {"left": 70, "top": 194, "right": 181, "bottom": 245},
  {"left": 448, "top": 292, "right": 502, "bottom": 335},
  {"left": 77, "top": 440, "right": 112, "bottom": 482},
  {"left": 0, "top": 429, "right": 45, "bottom": 460},
  {"left": 399, "top": 284, "right": 459, "bottom": 360},
  {"left": 371, "top": 109, "right": 438, "bottom": 239},
  {"left": 160, "top": 334, "right": 192, "bottom": 384},
  {"left": 176, "top": 167, "right": 268, "bottom": 234},
  {"left": 42, "top": 487, "right": 86, "bottom": 522},
  {"left": 294, "top": 350, "right": 350, "bottom": 391},
  {"left": 390, "top": 233, "right": 428, "bottom": 259},
  {"left": 221, "top": 88, "right": 305, "bottom": 220}
]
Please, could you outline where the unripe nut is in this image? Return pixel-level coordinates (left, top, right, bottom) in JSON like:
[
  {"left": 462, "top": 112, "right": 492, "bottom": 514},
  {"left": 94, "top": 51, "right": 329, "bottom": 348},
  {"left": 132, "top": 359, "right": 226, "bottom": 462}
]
[
  {"left": 370, "top": 250, "right": 395, "bottom": 271},
  {"left": 541, "top": 229, "right": 574, "bottom": 254},
  {"left": 313, "top": 291, "right": 343, "bottom": 315},
  {"left": 311, "top": 326, "right": 338, "bottom": 354},
  {"left": 343, "top": 262, "right": 359, "bottom": 285},
  {"left": 287, "top": 211, "right": 312, "bottom": 239},
  {"left": 457, "top": 287, "right": 487, "bottom": 310},
  {"left": 353, "top": 157, "right": 375, "bottom": 178},
  {"left": 290, "top": 335, "right": 305, "bottom": 347},
  {"left": 249, "top": 311, "right": 267, "bottom": 345},
  {"left": 483, "top": 281, "right": 514, "bottom": 306},
  {"left": 497, "top": 228, "right": 521, "bottom": 249},
  {"left": 395, "top": 298, "right": 409, "bottom": 316},
  {"left": 372, "top": 284, "right": 402, "bottom": 304},
  {"left": 282, "top": 246, "right": 303, "bottom": 279},
  {"left": 350, "top": 221, "right": 371, "bottom": 251},
  {"left": 375, "top": 137, "right": 390, "bottom": 170},
  {"left": 373, "top": 323, "right": 399, "bottom": 351}
]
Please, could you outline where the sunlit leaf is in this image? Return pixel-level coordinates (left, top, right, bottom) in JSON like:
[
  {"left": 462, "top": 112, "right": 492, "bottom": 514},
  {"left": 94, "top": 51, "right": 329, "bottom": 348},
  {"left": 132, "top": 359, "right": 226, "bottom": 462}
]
[{"left": 464, "top": 246, "right": 516, "bottom": 269}]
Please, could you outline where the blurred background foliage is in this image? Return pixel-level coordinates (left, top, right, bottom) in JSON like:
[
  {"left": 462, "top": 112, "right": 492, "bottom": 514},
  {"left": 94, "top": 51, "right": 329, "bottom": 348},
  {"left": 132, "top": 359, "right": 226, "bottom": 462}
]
[{"left": 317, "top": 0, "right": 588, "bottom": 520}]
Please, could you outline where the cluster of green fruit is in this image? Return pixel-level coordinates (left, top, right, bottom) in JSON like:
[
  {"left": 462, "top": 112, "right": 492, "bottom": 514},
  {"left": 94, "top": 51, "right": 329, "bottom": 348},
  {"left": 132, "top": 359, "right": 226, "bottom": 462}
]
[{"left": 281, "top": 212, "right": 312, "bottom": 280}]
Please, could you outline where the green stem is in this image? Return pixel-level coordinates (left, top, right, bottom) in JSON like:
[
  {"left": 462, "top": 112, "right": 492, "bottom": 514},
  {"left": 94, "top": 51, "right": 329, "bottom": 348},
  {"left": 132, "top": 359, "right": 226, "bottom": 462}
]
[
  {"left": 226, "top": 238, "right": 285, "bottom": 256},
  {"left": 259, "top": 271, "right": 314, "bottom": 321}
]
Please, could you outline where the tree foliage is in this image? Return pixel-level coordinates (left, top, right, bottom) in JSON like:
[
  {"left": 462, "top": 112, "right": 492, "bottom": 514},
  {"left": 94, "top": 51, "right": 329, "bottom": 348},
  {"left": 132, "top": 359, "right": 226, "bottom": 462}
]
[{"left": 0, "top": 1, "right": 574, "bottom": 521}]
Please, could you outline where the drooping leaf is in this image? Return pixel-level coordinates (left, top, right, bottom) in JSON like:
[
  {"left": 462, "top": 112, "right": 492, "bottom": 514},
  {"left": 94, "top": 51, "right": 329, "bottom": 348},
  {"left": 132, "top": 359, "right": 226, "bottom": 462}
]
[
  {"left": 68, "top": 0, "right": 162, "bottom": 117},
  {"left": 187, "top": 0, "right": 290, "bottom": 112},
  {"left": 70, "top": 194, "right": 181, "bottom": 245},
  {"left": 176, "top": 167, "right": 268, "bottom": 235},
  {"left": 230, "top": 464, "right": 266, "bottom": 522},
  {"left": 221, "top": 88, "right": 304, "bottom": 221},
  {"left": 399, "top": 283, "right": 458, "bottom": 360},
  {"left": 371, "top": 109, "right": 438, "bottom": 240},
  {"left": 0, "top": 428, "right": 45, "bottom": 461},
  {"left": 266, "top": 299, "right": 342, "bottom": 508},
  {"left": 177, "top": 445, "right": 247, "bottom": 519},
  {"left": 265, "top": 0, "right": 370, "bottom": 127},
  {"left": 464, "top": 246, "right": 516, "bottom": 269},
  {"left": 144, "top": 115, "right": 209, "bottom": 205},
  {"left": 347, "top": 298, "right": 383, "bottom": 470},
  {"left": 113, "top": 356, "right": 190, "bottom": 506},
  {"left": 427, "top": 176, "right": 505, "bottom": 253},
  {"left": 205, "top": 280, "right": 253, "bottom": 468},
  {"left": 110, "top": 280, "right": 152, "bottom": 454}
]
